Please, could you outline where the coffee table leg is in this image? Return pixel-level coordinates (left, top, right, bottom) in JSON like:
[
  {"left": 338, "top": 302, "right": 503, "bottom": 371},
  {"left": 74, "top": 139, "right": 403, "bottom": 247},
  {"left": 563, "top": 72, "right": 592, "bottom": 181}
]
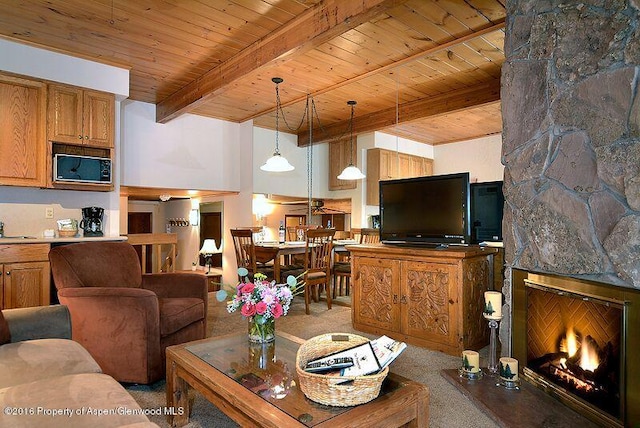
[
  {"left": 407, "top": 388, "right": 430, "bottom": 427},
  {"left": 166, "top": 359, "right": 190, "bottom": 427}
]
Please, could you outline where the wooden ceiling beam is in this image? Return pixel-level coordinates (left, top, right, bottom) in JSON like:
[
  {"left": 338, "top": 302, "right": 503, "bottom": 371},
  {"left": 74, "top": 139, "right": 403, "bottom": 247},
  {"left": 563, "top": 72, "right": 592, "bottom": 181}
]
[
  {"left": 297, "top": 78, "right": 501, "bottom": 146},
  {"left": 155, "top": 0, "right": 409, "bottom": 124},
  {"left": 247, "top": 18, "right": 505, "bottom": 120}
]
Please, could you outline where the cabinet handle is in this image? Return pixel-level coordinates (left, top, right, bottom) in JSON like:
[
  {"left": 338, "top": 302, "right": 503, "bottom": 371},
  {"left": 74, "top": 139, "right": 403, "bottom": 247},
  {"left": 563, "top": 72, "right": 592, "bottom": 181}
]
[
  {"left": 84, "top": 135, "right": 89, "bottom": 139},
  {"left": 5, "top": 271, "right": 10, "bottom": 275},
  {"left": 393, "top": 294, "right": 398, "bottom": 304},
  {"left": 400, "top": 295, "right": 407, "bottom": 304},
  {"left": 78, "top": 135, "right": 83, "bottom": 139}
]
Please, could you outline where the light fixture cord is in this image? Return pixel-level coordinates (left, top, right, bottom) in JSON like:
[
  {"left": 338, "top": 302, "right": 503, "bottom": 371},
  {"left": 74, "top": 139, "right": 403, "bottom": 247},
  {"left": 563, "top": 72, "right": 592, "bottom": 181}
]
[
  {"left": 307, "top": 94, "right": 313, "bottom": 219},
  {"left": 349, "top": 102, "right": 355, "bottom": 165},
  {"left": 274, "top": 82, "right": 281, "bottom": 154}
]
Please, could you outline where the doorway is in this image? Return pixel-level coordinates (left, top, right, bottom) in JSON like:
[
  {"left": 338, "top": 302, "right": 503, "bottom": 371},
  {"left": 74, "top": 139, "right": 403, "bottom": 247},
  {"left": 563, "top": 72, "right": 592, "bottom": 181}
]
[
  {"left": 128, "top": 212, "right": 152, "bottom": 273},
  {"left": 199, "top": 211, "right": 222, "bottom": 268}
]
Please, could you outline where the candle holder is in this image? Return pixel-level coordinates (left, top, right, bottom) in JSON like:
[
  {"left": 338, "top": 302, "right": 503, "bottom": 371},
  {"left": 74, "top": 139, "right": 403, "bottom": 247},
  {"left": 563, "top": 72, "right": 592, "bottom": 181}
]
[
  {"left": 458, "top": 367, "right": 483, "bottom": 380},
  {"left": 483, "top": 314, "right": 502, "bottom": 375},
  {"left": 496, "top": 377, "right": 520, "bottom": 390}
]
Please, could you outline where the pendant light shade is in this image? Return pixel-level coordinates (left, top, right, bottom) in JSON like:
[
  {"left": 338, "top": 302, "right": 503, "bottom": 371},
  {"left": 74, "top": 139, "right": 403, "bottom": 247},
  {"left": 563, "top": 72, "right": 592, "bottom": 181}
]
[
  {"left": 337, "top": 164, "right": 366, "bottom": 180},
  {"left": 338, "top": 100, "right": 365, "bottom": 180},
  {"left": 261, "top": 152, "right": 294, "bottom": 172},
  {"left": 261, "top": 77, "right": 294, "bottom": 172}
]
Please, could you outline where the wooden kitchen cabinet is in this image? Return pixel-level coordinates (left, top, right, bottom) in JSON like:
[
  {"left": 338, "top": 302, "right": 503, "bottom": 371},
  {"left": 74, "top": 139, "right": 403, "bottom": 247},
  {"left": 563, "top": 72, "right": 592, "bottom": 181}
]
[
  {"left": 351, "top": 244, "right": 495, "bottom": 356},
  {"left": 0, "top": 244, "right": 51, "bottom": 310},
  {"left": 0, "top": 73, "right": 47, "bottom": 187},
  {"left": 328, "top": 137, "right": 357, "bottom": 191},
  {"left": 366, "top": 148, "right": 433, "bottom": 205},
  {"left": 48, "top": 84, "right": 114, "bottom": 148}
]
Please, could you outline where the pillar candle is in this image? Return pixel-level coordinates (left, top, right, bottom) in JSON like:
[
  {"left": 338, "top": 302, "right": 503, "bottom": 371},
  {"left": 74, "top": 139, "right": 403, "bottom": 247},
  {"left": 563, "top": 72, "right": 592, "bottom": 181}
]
[
  {"left": 484, "top": 291, "right": 502, "bottom": 319},
  {"left": 499, "top": 357, "right": 519, "bottom": 381},
  {"left": 462, "top": 350, "right": 480, "bottom": 373}
]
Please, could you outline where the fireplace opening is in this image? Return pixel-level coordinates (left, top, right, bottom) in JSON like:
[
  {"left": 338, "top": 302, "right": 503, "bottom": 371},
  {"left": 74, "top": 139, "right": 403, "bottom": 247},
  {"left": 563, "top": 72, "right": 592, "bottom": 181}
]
[{"left": 525, "top": 284, "right": 622, "bottom": 420}]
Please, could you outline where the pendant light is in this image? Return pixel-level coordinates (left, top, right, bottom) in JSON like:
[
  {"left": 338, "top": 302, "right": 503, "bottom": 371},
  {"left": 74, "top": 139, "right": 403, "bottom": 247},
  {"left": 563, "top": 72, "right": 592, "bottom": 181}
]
[
  {"left": 261, "top": 77, "right": 295, "bottom": 172},
  {"left": 337, "top": 100, "right": 366, "bottom": 180}
]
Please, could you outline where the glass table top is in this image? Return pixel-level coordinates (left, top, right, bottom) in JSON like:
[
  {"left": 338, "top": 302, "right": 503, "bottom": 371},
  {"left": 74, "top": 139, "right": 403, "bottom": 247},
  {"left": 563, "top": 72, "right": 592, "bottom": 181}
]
[{"left": 186, "top": 332, "right": 400, "bottom": 427}]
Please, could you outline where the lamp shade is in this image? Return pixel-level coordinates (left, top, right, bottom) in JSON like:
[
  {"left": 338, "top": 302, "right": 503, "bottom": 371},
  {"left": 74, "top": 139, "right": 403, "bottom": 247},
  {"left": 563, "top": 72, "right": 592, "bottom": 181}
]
[
  {"left": 337, "top": 164, "right": 366, "bottom": 180},
  {"left": 260, "top": 153, "right": 294, "bottom": 172},
  {"left": 199, "top": 239, "right": 221, "bottom": 255}
]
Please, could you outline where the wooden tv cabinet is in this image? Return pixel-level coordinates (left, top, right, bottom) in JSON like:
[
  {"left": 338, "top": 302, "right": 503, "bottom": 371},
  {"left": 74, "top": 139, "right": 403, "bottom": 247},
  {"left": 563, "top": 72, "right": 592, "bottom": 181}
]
[{"left": 348, "top": 243, "right": 497, "bottom": 356}]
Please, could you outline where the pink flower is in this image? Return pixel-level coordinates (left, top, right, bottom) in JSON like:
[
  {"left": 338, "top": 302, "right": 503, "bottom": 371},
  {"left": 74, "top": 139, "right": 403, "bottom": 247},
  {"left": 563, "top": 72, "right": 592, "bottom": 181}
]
[
  {"left": 241, "top": 283, "right": 255, "bottom": 294},
  {"left": 241, "top": 303, "right": 256, "bottom": 317},
  {"left": 272, "top": 303, "right": 283, "bottom": 318},
  {"left": 255, "top": 301, "right": 267, "bottom": 315}
]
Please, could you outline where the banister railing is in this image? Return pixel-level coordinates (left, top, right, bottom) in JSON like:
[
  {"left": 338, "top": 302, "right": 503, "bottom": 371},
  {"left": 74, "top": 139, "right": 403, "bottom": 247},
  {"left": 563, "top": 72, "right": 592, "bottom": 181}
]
[{"left": 125, "top": 233, "right": 178, "bottom": 273}]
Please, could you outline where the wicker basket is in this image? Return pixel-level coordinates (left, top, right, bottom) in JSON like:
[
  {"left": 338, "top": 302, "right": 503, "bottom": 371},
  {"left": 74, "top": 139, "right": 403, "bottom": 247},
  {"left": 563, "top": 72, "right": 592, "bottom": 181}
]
[
  {"left": 58, "top": 229, "right": 78, "bottom": 237},
  {"left": 296, "top": 333, "right": 388, "bottom": 407}
]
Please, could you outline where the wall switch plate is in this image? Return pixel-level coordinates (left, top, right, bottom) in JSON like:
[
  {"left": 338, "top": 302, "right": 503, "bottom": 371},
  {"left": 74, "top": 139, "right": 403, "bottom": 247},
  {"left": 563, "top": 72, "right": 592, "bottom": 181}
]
[{"left": 45, "top": 207, "right": 54, "bottom": 219}]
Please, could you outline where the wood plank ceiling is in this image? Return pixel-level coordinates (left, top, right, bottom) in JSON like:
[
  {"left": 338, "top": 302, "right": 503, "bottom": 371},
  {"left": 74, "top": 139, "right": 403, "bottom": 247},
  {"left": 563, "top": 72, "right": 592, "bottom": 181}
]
[{"left": 0, "top": 0, "right": 505, "bottom": 148}]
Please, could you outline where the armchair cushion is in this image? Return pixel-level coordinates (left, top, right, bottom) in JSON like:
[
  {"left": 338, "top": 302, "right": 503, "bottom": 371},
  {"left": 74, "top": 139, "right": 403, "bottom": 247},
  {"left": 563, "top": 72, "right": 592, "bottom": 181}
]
[
  {"left": 159, "top": 298, "right": 205, "bottom": 336},
  {"left": 0, "top": 311, "right": 9, "bottom": 345}
]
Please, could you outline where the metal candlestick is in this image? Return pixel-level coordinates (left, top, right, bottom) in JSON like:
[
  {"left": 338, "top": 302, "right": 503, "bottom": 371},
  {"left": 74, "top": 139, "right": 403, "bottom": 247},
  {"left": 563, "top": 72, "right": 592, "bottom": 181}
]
[{"left": 484, "top": 315, "right": 502, "bottom": 375}]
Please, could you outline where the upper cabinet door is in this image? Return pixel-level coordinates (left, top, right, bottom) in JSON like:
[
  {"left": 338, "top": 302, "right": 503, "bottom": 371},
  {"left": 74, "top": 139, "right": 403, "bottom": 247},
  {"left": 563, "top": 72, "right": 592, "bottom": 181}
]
[
  {"left": 48, "top": 84, "right": 84, "bottom": 144},
  {"left": 48, "top": 84, "right": 114, "bottom": 148},
  {"left": 0, "top": 74, "right": 47, "bottom": 187},
  {"left": 83, "top": 90, "right": 114, "bottom": 148}
]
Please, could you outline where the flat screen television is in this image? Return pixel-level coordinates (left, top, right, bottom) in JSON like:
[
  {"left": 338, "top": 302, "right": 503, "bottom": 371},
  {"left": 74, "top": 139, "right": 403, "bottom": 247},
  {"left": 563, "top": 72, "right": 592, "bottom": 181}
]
[
  {"left": 379, "top": 172, "right": 471, "bottom": 246},
  {"left": 470, "top": 180, "right": 504, "bottom": 243}
]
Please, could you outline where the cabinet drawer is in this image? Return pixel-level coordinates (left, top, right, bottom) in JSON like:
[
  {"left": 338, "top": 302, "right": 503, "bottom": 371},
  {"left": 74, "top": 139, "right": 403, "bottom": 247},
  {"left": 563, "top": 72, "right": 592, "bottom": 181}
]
[{"left": 0, "top": 244, "right": 50, "bottom": 263}]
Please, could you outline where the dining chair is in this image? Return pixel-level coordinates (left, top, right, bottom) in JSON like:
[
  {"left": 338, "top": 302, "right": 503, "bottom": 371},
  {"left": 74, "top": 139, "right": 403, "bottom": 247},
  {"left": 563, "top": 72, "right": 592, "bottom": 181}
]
[
  {"left": 230, "top": 228, "right": 275, "bottom": 282},
  {"left": 332, "top": 228, "right": 380, "bottom": 297},
  {"left": 285, "top": 224, "right": 319, "bottom": 269},
  {"left": 286, "top": 228, "right": 336, "bottom": 315}
]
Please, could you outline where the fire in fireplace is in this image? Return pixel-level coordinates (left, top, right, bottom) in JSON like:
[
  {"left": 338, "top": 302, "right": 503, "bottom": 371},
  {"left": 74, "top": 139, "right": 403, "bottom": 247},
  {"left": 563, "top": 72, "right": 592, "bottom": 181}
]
[
  {"left": 526, "top": 296, "right": 622, "bottom": 420},
  {"left": 512, "top": 270, "right": 640, "bottom": 428}
]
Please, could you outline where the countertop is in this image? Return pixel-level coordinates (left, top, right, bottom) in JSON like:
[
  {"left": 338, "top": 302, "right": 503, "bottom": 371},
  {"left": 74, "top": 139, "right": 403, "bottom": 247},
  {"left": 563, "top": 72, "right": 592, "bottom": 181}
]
[{"left": 0, "top": 235, "right": 127, "bottom": 244}]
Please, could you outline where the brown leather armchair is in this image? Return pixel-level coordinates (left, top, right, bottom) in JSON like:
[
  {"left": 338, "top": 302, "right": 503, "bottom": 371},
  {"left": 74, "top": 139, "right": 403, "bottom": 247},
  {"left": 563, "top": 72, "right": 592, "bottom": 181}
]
[{"left": 49, "top": 241, "right": 208, "bottom": 384}]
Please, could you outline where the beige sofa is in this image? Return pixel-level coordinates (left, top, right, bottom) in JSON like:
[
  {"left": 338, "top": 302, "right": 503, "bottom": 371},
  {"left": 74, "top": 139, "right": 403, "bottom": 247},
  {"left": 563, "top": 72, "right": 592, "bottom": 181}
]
[{"left": 0, "top": 305, "right": 159, "bottom": 428}]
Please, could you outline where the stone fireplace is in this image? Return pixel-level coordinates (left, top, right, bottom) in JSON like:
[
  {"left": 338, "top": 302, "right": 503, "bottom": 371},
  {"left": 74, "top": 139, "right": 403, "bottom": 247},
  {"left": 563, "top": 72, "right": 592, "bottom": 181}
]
[{"left": 501, "top": 1, "right": 640, "bottom": 427}]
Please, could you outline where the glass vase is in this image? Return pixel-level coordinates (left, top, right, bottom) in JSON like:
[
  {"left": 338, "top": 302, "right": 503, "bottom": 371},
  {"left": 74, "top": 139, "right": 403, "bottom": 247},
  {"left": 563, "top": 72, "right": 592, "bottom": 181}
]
[{"left": 248, "top": 316, "right": 275, "bottom": 343}]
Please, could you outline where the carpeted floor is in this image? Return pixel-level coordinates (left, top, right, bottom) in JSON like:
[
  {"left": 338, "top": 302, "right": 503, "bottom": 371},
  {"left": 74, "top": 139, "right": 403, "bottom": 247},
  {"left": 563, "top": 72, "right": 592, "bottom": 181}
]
[{"left": 126, "top": 295, "right": 499, "bottom": 428}]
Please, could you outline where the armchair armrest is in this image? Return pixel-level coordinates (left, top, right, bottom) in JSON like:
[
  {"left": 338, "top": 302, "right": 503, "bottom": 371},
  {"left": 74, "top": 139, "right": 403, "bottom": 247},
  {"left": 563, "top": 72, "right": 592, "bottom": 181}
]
[
  {"left": 56, "top": 287, "right": 163, "bottom": 384},
  {"left": 141, "top": 272, "right": 208, "bottom": 301},
  {"left": 2, "top": 305, "right": 72, "bottom": 343}
]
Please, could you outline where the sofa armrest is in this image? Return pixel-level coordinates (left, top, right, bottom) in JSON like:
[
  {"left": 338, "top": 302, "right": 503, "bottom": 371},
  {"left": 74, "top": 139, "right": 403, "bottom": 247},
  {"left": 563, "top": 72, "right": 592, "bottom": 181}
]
[
  {"left": 2, "top": 305, "right": 72, "bottom": 342},
  {"left": 142, "top": 272, "right": 208, "bottom": 301}
]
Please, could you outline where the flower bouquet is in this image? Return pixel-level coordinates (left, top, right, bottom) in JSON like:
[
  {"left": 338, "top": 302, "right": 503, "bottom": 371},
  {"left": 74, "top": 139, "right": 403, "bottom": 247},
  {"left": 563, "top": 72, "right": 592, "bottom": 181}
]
[{"left": 216, "top": 268, "right": 303, "bottom": 343}]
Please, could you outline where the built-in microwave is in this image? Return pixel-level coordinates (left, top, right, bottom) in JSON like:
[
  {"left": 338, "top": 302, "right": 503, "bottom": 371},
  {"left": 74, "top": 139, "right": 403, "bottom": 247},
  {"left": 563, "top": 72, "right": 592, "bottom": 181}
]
[{"left": 53, "top": 154, "right": 112, "bottom": 184}]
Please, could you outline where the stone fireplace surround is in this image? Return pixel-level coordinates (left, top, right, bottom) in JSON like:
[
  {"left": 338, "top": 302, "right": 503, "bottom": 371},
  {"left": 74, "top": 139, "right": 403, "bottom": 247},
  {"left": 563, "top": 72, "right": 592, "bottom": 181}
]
[{"left": 500, "top": 1, "right": 640, "bottom": 426}]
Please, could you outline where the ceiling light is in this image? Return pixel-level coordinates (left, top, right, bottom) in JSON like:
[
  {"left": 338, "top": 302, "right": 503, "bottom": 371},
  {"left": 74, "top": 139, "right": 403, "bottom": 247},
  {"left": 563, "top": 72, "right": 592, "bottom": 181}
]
[
  {"left": 159, "top": 194, "right": 171, "bottom": 202},
  {"left": 338, "top": 100, "right": 366, "bottom": 180},
  {"left": 261, "top": 77, "right": 294, "bottom": 172}
]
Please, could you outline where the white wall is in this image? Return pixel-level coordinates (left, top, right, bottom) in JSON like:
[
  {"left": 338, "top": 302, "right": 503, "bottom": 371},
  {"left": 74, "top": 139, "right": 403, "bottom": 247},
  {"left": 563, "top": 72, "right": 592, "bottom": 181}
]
[
  {"left": 121, "top": 101, "right": 242, "bottom": 192},
  {"left": 0, "top": 39, "right": 129, "bottom": 237},
  {"left": 252, "top": 127, "right": 329, "bottom": 199},
  {"left": 433, "top": 134, "right": 504, "bottom": 182}
]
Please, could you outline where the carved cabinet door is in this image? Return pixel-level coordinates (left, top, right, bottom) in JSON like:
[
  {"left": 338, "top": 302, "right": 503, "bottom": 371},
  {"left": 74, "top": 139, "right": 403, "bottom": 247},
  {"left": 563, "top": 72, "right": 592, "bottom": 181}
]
[
  {"left": 400, "top": 261, "right": 460, "bottom": 349},
  {"left": 352, "top": 256, "right": 401, "bottom": 333}
]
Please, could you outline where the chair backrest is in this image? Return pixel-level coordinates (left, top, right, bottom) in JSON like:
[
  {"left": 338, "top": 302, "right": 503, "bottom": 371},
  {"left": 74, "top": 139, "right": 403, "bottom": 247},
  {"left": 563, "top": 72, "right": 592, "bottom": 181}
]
[
  {"left": 49, "top": 241, "right": 142, "bottom": 289},
  {"left": 304, "top": 228, "right": 336, "bottom": 273},
  {"left": 360, "top": 228, "right": 380, "bottom": 244},
  {"left": 230, "top": 228, "right": 258, "bottom": 277}
]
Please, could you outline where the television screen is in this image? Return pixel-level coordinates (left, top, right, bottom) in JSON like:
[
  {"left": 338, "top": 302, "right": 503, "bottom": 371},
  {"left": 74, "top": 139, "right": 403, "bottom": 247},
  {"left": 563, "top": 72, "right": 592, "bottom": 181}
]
[
  {"left": 470, "top": 181, "right": 504, "bottom": 243},
  {"left": 379, "top": 173, "right": 471, "bottom": 246}
]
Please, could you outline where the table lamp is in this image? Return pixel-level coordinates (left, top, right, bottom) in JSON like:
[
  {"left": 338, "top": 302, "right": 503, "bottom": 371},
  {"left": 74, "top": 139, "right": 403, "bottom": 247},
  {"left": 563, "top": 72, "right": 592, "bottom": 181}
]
[{"left": 199, "top": 239, "right": 222, "bottom": 274}]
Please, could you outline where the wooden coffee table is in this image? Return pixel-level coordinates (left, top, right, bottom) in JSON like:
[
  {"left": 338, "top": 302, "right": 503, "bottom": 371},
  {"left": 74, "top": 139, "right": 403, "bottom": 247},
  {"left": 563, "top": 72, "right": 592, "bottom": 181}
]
[{"left": 166, "top": 331, "right": 429, "bottom": 427}]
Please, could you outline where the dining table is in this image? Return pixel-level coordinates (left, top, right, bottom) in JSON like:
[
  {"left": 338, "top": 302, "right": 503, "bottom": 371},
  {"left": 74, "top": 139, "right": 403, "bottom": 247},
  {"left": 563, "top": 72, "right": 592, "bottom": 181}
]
[{"left": 254, "top": 239, "right": 358, "bottom": 282}]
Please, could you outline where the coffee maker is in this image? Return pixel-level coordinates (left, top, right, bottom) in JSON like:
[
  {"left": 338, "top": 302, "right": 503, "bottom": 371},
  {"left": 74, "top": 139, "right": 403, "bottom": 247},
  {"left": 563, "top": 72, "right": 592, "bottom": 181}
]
[{"left": 80, "top": 206, "right": 104, "bottom": 237}]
